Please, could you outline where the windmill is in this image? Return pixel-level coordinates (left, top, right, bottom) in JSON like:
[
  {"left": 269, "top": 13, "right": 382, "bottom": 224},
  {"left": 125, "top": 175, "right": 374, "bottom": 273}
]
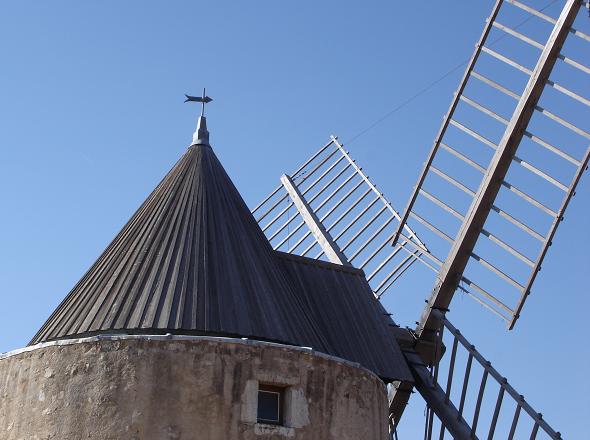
[{"left": 253, "top": 0, "right": 590, "bottom": 437}]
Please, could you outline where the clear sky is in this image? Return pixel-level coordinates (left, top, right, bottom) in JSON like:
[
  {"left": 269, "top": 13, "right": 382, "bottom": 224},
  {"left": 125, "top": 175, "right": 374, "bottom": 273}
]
[{"left": 0, "top": 1, "right": 588, "bottom": 438}]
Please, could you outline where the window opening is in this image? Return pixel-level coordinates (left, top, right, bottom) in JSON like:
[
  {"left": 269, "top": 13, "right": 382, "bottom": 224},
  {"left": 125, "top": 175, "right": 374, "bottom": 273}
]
[{"left": 257, "top": 384, "right": 284, "bottom": 425}]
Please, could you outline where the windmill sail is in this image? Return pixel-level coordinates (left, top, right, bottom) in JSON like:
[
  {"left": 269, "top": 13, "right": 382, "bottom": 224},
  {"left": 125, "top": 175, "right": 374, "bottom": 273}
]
[
  {"left": 407, "top": 312, "right": 563, "bottom": 440},
  {"left": 391, "top": 0, "right": 590, "bottom": 331},
  {"left": 252, "top": 136, "right": 429, "bottom": 297}
]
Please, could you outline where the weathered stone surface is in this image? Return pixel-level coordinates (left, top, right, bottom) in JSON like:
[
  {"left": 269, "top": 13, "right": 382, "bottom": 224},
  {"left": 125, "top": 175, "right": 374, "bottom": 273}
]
[{"left": 0, "top": 336, "right": 388, "bottom": 440}]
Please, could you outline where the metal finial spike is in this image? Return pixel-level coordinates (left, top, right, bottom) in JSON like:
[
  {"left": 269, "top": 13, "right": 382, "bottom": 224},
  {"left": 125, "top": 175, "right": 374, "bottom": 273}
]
[
  {"left": 185, "top": 89, "right": 213, "bottom": 146},
  {"left": 201, "top": 88, "right": 206, "bottom": 117}
]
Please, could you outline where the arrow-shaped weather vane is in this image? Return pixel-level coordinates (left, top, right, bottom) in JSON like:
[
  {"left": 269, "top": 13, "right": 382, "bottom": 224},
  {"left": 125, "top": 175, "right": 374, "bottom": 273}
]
[{"left": 184, "top": 88, "right": 213, "bottom": 117}]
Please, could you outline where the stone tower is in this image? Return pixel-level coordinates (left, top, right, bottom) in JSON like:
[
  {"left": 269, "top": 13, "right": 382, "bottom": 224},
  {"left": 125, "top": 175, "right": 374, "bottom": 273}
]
[{"left": 0, "top": 110, "right": 412, "bottom": 440}]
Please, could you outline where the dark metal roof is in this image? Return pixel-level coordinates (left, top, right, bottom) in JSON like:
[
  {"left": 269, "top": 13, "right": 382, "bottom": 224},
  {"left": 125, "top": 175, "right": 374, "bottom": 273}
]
[
  {"left": 277, "top": 252, "right": 412, "bottom": 381},
  {"left": 30, "top": 141, "right": 412, "bottom": 382}
]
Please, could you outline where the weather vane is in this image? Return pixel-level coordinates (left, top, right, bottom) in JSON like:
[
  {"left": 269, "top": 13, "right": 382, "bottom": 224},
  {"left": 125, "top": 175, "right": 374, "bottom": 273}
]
[{"left": 184, "top": 88, "right": 213, "bottom": 117}]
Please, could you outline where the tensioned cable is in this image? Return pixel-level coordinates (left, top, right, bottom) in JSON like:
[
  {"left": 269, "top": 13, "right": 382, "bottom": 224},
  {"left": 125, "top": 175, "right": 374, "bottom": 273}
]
[{"left": 344, "top": 0, "right": 560, "bottom": 146}]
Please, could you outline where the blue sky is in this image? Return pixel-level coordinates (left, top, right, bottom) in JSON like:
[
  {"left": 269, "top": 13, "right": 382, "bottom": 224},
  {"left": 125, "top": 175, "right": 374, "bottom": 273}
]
[{"left": 1, "top": 1, "right": 588, "bottom": 437}]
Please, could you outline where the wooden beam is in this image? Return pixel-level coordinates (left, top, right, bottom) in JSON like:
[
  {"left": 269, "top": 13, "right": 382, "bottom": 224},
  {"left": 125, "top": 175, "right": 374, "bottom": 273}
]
[
  {"left": 280, "top": 174, "right": 350, "bottom": 266},
  {"left": 402, "top": 350, "right": 474, "bottom": 439}
]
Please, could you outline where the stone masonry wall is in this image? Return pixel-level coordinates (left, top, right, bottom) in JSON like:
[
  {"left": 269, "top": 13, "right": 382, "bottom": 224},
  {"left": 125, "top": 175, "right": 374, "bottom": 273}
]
[{"left": 0, "top": 336, "right": 388, "bottom": 440}]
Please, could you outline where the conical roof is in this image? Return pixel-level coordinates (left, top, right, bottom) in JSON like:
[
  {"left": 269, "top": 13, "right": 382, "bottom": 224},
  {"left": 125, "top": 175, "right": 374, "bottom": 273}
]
[
  {"left": 30, "top": 123, "right": 413, "bottom": 382},
  {"left": 31, "top": 142, "right": 326, "bottom": 347}
]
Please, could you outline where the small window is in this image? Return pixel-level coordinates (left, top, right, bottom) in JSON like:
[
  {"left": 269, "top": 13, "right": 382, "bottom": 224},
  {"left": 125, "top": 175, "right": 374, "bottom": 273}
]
[{"left": 257, "top": 384, "right": 284, "bottom": 425}]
